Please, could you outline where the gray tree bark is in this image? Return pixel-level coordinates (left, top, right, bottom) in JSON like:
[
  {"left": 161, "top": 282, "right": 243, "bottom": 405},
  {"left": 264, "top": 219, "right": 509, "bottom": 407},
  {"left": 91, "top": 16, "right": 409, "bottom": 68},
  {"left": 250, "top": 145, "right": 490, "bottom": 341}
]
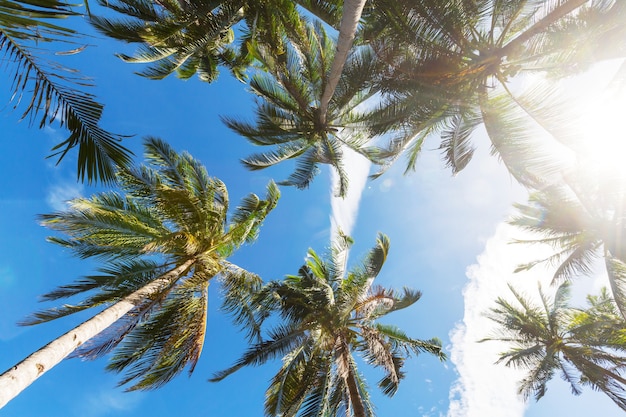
[
  {"left": 318, "top": 0, "right": 367, "bottom": 125},
  {"left": 0, "top": 258, "right": 195, "bottom": 409}
]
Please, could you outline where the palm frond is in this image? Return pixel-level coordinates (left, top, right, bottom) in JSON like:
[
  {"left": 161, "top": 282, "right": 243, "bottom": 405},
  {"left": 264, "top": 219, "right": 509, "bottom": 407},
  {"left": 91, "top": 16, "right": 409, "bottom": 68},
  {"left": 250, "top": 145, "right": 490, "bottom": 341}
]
[
  {"left": 209, "top": 324, "right": 307, "bottom": 382},
  {"left": 606, "top": 256, "right": 626, "bottom": 320},
  {"left": 224, "top": 180, "right": 280, "bottom": 252},
  {"left": 91, "top": 0, "right": 245, "bottom": 82},
  {"left": 278, "top": 147, "right": 322, "bottom": 190},
  {"left": 1, "top": 0, "right": 132, "bottom": 183},
  {"left": 218, "top": 261, "right": 264, "bottom": 342},
  {"left": 439, "top": 110, "right": 481, "bottom": 174},
  {"left": 372, "top": 323, "right": 445, "bottom": 359},
  {"left": 107, "top": 280, "right": 209, "bottom": 390},
  {"left": 481, "top": 89, "right": 565, "bottom": 189}
]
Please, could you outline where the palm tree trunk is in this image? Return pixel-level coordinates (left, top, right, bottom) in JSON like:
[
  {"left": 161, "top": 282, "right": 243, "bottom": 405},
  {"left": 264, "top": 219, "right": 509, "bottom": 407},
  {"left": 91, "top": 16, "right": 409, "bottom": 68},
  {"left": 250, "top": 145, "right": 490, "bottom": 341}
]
[
  {"left": 336, "top": 336, "right": 366, "bottom": 417},
  {"left": 344, "top": 358, "right": 366, "bottom": 417},
  {"left": 0, "top": 258, "right": 195, "bottom": 409},
  {"left": 499, "top": 0, "right": 589, "bottom": 58},
  {"left": 318, "top": 0, "right": 367, "bottom": 125},
  {"left": 604, "top": 251, "right": 626, "bottom": 320}
]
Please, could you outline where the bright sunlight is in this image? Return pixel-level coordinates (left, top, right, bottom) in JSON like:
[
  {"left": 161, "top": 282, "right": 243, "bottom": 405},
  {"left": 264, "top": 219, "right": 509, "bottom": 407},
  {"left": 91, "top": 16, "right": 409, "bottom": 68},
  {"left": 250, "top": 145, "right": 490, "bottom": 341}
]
[{"left": 573, "top": 60, "right": 626, "bottom": 181}]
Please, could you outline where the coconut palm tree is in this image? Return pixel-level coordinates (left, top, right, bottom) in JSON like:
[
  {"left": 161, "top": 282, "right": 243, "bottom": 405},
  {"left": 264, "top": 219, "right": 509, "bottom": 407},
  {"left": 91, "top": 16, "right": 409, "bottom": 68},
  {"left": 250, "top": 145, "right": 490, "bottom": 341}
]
[
  {"left": 89, "top": 0, "right": 305, "bottom": 82},
  {"left": 509, "top": 173, "right": 626, "bottom": 318},
  {"left": 362, "top": 0, "right": 626, "bottom": 187},
  {"left": 1, "top": 0, "right": 133, "bottom": 183},
  {"left": 211, "top": 233, "right": 445, "bottom": 417},
  {"left": 223, "top": 21, "right": 381, "bottom": 197},
  {"left": 482, "top": 282, "right": 626, "bottom": 410},
  {"left": 0, "top": 137, "right": 279, "bottom": 408}
]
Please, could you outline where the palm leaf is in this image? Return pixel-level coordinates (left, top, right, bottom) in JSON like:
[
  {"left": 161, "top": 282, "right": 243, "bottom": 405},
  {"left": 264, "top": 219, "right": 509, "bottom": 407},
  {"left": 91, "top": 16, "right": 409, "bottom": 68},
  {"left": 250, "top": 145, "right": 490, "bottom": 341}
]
[
  {"left": 107, "top": 279, "right": 209, "bottom": 390},
  {"left": 218, "top": 261, "right": 264, "bottom": 342},
  {"left": 91, "top": 0, "right": 245, "bottom": 82},
  {"left": 606, "top": 256, "right": 626, "bottom": 320},
  {"left": 1, "top": 0, "right": 132, "bottom": 183},
  {"left": 209, "top": 324, "right": 307, "bottom": 382}
]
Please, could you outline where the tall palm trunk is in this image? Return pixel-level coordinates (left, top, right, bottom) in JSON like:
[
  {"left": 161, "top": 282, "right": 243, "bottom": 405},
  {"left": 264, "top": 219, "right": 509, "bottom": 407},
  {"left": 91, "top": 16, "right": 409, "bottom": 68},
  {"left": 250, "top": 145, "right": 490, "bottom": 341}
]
[
  {"left": 0, "top": 258, "right": 196, "bottom": 409},
  {"left": 318, "top": 0, "right": 367, "bottom": 125},
  {"left": 499, "top": 0, "right": 589, "bottom": 58},
  {"left": 336, "top": 336, "right": 366, "bottom": 417}
]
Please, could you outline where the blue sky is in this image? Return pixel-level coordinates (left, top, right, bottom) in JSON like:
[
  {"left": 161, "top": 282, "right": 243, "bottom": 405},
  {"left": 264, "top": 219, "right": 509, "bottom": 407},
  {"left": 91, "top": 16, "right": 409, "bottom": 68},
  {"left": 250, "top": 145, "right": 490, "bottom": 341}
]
[{"left": 1, "top": 9, "right": 625, "bottom": 417}]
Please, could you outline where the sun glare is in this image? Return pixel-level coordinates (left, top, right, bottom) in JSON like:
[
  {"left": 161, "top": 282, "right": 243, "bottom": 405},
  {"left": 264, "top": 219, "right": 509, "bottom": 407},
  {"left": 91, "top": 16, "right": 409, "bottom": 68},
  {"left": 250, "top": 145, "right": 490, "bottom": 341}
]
[{"left": 572, "top": 61, "right": 626, "bottom": 182}]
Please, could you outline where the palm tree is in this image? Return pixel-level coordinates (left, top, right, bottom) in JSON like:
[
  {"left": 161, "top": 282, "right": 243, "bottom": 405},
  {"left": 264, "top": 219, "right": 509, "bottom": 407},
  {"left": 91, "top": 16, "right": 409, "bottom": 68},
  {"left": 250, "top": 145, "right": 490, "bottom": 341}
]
[
  {"left": 1, "top": 0, "right": 133, "bottom": 183},
  {"left": 509, "top": 174, "right": 626, "bottom": 317},
  {"left": 0, "top": 137, "right": 279, "bottom": 408},
  {"left": 223, "top": 21, "right": 381, "bottom": 197},
  {"left": 361, "top": 0, "right": 626, "bottom": 187},
  {"left": 89, "top": 0, "right": 305, "bottom": 82},
  {"left": 482, "top": 282, "right": 626, "bottom": 410},
  {"left": 211, "top": 233, "right": 445, "bottom": 417}
]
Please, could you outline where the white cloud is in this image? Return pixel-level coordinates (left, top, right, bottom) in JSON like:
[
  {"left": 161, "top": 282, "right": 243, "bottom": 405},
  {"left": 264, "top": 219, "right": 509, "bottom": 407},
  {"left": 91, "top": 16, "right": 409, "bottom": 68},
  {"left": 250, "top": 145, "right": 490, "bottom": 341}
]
[
  {"left": 447, "top": 222, "right": 561, "bottom": 417},
  {"left": 329, "top": 144, "right": 371, "bottom": 240},
  {"left": 46, "top": 182, "right": 84, "bottom": 211},
  {"left": 76, "top": 388, "right": 144, "bottom": 417}
]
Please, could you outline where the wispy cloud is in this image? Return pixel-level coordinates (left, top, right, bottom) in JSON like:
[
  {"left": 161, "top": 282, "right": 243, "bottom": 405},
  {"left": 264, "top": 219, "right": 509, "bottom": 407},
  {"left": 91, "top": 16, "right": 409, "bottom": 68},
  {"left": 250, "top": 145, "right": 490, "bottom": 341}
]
[
  {"left": 329, "top": 145, "right": 371, "bottom": 240},
  {"left": 46, "top": 181, "right": 83, "bottom": 211},
  {"left": 75, "top": 388, "right": 144, "bottom": 417}
]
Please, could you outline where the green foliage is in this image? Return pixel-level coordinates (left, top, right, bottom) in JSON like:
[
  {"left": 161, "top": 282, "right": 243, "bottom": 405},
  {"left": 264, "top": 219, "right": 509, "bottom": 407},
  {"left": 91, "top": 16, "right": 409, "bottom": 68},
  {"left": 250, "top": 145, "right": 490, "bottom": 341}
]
[
  {"left": 90, "top": 0, "right": 247, "bottom": 82},
  {"left": 211, "top": 233, "right": 445, "bottom": 416},
  {"left": 0, "top": 0, "right": 133, "bottom": 183},
  {"left": 362, "top": 0, "right": 626, "bottom": 187},
  {"left": 483, "top": 282, "right": 626, "bottom": 410},
  {"left": 24, "top": 137, "right": 279, "bottom": 390},
  {"left": 509, "top": 175, "right": 626, "bottom": 318},
  {"left": 224, "top": 21, "right": 382, "bottom": 197},
  {"left": 90, "top": 0, "right": 305, "bottom": 82}
]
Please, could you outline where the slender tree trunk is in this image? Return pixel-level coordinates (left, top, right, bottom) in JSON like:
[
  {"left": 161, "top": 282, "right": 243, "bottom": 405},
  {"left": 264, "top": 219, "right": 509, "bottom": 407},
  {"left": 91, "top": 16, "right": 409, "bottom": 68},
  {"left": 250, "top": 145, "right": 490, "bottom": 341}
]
[
  {"left": 344, "top": 357, "right": 366, "bottom": 417},
  {"left": 604, "top": 248, "right": 626, "bottom": 320},
  {"left": 318, "top": 0, "right": 367, "bottom": 125},
  {"left": 0, "top": 258, "right": 195, "bottom": 409},
  {"left": 499, "top": 0, "right": 589, "bottom": 58},
  {"left": 336, "top": 336, "right": 366, "bottom": 417}
]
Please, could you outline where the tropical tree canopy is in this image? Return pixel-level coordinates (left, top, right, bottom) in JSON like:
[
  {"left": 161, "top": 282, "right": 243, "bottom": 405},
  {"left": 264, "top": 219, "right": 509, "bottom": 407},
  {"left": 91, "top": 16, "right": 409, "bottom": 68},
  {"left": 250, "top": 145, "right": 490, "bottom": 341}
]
[
  {"left": 211, "top": 233, "right": 446, "bottom": 417},
  {"left": 361, "top": 0, "right": 626, "bottom": 187},
  {"left": 509, "top": 172, "right": 626, "bottom": 318},
  {"left": 223, "top": 21, "right": 381, "bottom": 197},
  {"left": 0, "top": 0, "right": 133, "bottom": 183},
  {"left": 483, "top": 282, "right": 626, "bottom": 410},
  {"left": 22, "top": 137, "right": 279, "bottom": 390},
  {"left": 90, "top": 0, "right": 305, "bottom": 82}
]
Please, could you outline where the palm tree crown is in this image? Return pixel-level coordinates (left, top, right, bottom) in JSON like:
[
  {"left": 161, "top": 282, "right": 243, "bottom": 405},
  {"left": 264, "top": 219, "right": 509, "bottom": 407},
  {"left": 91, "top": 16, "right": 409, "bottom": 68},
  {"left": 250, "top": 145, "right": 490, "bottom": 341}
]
[
  {"left": 363, "top": 0, "right": 626, "bottom": 186},
  {"left": 483, "top": 282, "right": 626, "bottom": 410},
  {"left": 211, "top": 233, "right": 446, "bottom": 417},
  {"left": 24, "top": 137, "right": 280, "bottom": 390},
  {"left": 509, "top": 173, "right": 626, "bottom": 317},
  {"left": 223, "top": 21, "right": 381, "bottom": 197}
]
